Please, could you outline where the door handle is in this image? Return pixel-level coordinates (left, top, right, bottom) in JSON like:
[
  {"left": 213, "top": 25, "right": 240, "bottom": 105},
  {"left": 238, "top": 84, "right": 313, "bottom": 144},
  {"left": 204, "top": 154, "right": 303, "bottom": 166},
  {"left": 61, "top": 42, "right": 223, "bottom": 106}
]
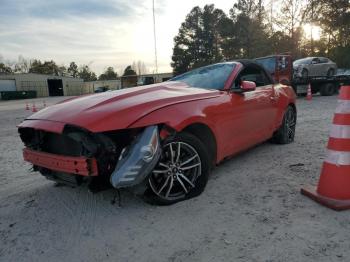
[{"left": 270, "top": 96, "right": 277, "bottom": 101}]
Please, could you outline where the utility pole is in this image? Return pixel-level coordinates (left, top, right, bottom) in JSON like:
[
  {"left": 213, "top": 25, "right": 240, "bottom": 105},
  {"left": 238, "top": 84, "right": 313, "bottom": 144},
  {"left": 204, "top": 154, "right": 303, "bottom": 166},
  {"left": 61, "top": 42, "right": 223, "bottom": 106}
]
[
  {"left": 310, "top": 0, "right": 314, "bottom": 55},
  {"left": 152, "top": 0, "right": 158, "bottom": 75},
  {"left": 270, "top": 0, "right": 273, "bottom": 33}
]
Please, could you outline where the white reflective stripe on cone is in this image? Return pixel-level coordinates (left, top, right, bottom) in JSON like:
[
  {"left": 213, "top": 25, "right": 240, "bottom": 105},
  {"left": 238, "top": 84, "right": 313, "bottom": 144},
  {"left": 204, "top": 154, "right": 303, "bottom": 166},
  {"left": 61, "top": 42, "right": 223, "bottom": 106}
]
[
  {"left": 335, "top": 100, "right": 350, "bottom": 114},
  {"left": 330, "top": 124, "right": 350, "bottom": 139},
  {"left": 325, "top": 150, "right": 350, "bottom": 166}
]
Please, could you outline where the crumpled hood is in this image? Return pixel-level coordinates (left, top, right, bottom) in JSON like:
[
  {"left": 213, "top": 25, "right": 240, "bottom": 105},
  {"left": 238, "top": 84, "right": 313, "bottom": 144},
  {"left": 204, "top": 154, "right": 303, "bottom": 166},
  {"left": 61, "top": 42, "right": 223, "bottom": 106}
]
[{"left": 25, "top": 82, "right": 221, "bottom": 132}]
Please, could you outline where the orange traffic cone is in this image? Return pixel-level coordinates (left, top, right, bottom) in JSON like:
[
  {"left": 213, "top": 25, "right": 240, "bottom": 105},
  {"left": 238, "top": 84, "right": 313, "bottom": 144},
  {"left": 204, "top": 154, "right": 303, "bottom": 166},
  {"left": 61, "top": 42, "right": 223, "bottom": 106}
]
[
  {"left": 301, "top": 85, "right": 350, "bottom": 210},
  {"left": 32, "top": 102, "right": 37, "bottom": 113},
  {"left": 306, "top": 83, "right": 312, "bottom": 101},
  {"left": 25, "top": 102, "right": 30, "bottom": 110}
]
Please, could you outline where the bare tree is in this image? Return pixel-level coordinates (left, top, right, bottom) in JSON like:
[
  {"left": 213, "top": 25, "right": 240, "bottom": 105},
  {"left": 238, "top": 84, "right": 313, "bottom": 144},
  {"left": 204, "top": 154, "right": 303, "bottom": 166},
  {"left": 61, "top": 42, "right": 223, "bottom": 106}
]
[
  {"left": 132, "top": 60, "right": 148, "bottom": 75},
  {"left": 274, "top": 0, "right": 306, "bottom": 57},
  {"left": 14, "top": 55, "right": 31, "bottom": 73}
]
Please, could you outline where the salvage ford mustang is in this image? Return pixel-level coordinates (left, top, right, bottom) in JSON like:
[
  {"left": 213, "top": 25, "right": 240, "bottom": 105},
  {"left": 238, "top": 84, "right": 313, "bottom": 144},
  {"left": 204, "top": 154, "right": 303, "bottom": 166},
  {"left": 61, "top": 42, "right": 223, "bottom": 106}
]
[{"left": 18, "top": 60, "right": 296, "bottom": 205}]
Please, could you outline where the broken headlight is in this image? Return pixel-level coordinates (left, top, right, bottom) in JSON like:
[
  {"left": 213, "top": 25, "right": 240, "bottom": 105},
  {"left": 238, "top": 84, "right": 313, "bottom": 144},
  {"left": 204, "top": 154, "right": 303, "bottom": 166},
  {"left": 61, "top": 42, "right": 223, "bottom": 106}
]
[{"left": 110, "top": 125, "right": 161, "bottom": 188}]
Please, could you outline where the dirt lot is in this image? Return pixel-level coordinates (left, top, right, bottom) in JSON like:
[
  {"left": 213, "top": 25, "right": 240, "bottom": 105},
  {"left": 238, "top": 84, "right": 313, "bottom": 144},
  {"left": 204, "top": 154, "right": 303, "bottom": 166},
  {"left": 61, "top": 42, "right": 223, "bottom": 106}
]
[{"left": 0, "top": 95, "right": 349, "bottom": 262}]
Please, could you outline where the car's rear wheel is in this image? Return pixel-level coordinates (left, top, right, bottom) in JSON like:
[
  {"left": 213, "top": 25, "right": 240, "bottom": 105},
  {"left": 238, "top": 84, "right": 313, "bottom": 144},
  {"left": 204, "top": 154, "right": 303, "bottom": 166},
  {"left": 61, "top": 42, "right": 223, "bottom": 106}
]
[
  {"left": 272, "top": 106, "right": 296, "bottom": 144},
  {"left": 144, "top": 132, "right": 210, "bottom": 205},
  {"left": 320, "top": 83, "right": 335, "bottom": 96}
]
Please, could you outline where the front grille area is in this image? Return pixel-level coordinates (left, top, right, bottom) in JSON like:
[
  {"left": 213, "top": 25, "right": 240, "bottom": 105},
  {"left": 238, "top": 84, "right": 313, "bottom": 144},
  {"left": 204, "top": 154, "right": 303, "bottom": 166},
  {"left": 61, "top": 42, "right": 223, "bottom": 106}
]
[{"left": 41, "top": 132, "right": 83, "bottom": 156}]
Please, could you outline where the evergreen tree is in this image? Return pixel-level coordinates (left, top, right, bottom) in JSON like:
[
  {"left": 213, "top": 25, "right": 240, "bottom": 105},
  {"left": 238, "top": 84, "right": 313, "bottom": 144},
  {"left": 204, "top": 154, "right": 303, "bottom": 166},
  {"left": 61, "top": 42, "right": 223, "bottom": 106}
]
[
  {"left": 98, "top": 67, "right": 118, "bottom": 80},
  {"left": 123, "top": 65, "right": 137, "bottom": 76},
  {"left": 78, "top": 65, "right": 97, "bottom": 81},
  {"left": 171, "top": 5, "right": 229, "bottom": 75},
  {"left": 68, "top": 62, "right": 79, "bottom": 78}
]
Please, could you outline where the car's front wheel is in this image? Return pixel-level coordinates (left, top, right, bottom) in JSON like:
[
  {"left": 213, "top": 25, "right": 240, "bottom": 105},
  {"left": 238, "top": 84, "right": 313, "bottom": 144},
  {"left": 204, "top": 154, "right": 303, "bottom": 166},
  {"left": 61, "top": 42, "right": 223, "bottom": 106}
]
[{"left": 144, "top": 132, "right": 210, "bottom": 205}]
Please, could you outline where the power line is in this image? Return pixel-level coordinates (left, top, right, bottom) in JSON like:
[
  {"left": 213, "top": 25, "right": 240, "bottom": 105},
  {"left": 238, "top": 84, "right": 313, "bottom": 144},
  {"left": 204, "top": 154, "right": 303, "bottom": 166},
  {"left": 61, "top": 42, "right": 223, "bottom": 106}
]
[{"left": 310, "top": 0, "right": 314, "bottom": 55}]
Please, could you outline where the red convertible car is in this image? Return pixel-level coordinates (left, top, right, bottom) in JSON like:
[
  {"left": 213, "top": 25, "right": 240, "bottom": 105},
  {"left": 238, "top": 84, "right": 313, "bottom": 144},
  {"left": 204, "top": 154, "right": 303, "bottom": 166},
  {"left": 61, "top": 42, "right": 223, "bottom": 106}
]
[{"left": 19, "top": 60, "right": 296, "bottom": 205}]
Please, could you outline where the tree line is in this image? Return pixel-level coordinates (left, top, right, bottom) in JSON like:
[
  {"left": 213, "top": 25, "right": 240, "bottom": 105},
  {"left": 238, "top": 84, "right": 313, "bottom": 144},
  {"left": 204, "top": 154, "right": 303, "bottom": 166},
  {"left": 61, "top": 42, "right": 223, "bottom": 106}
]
[
  {"left": 171, "top": 0, "right": 350, "bottom": 75},
  {"left": 0, "top": 55, "right": 147, "bottom": 81}
]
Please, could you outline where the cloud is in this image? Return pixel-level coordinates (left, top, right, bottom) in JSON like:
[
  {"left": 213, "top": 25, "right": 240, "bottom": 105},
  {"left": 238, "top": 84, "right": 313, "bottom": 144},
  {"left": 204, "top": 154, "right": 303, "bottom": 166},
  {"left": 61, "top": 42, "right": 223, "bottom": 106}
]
[
  {"left": 0, "top": 0, "right": 139, "bottom": 19},
  {"left": 0, "top": 0, "right": 236, "bottom": 74},
  {"left": 0, "top": 0, "right": 152, "bottom": 73}
]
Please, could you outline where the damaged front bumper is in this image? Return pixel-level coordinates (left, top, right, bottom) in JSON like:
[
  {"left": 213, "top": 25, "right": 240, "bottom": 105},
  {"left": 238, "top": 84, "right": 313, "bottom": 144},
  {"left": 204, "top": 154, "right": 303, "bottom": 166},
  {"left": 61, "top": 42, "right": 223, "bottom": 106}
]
[
  {"left": 110, "top": 125, "right": 162, "bottom": 188},
  {"left": 23, "top": 148, "right": 98, "bottom": 176}
]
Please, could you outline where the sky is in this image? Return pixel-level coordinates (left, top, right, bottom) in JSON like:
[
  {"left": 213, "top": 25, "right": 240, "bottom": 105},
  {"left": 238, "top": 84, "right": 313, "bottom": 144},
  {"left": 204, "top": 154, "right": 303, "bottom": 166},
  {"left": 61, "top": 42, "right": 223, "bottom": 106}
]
[{"left": 0, "top": 0, "right": 235, "bottom": 75}]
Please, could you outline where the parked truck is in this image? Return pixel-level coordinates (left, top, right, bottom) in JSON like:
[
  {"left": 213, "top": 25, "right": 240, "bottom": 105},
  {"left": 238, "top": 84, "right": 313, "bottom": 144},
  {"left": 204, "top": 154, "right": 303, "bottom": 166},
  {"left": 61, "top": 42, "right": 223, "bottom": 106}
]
[{"left": 255, "top": 54, "right": 350, "bottom": 96}]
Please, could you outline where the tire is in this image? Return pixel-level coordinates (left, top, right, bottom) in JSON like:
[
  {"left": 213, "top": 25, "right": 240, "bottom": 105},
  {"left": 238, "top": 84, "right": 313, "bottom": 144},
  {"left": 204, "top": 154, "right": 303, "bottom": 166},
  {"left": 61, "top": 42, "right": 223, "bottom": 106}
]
[
  {"left": 327, "top": 68, "right": 335, "bottom": 77},
  {"left": 301, "top": 68, "right": 308, "bottom": 79},
  {"left": 272, "top": 106, "right": 296, "bottom": 144},
  {"left": 320, "top": 83, "right": 335, "bottom": 96},
  {"left": 143, "top": 132, "right": 210, "bottom": 205}
]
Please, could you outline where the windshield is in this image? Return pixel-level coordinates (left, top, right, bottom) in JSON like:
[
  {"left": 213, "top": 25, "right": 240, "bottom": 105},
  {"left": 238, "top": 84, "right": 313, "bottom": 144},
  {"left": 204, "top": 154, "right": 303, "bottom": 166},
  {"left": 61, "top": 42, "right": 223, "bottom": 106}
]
[
  {"left": 294, "top": 58, "right": 313, "bottom": 65},
  {"left": 170, "top": 63, "right": 236, "bottom": 90}
]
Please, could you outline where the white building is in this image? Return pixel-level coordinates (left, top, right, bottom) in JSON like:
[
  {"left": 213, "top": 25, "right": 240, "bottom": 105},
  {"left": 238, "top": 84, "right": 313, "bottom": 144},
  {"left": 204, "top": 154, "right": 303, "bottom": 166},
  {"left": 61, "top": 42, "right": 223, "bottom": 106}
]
[{"left": 0, "top": 73, "right": 84, "bottom": 97}]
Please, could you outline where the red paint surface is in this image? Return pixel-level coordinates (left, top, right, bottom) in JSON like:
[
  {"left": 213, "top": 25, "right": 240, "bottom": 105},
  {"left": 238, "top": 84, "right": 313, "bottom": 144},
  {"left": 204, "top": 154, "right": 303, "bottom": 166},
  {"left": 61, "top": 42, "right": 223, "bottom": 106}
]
[{"left": 18, "top": 119, "right": 65, "bottom": 133}]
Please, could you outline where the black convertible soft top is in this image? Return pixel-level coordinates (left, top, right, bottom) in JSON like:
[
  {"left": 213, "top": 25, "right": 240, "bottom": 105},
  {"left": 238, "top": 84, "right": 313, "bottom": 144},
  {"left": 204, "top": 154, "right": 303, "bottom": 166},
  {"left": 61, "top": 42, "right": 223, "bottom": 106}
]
[{"left": 234, "top": 59, "right": 275, "bottom": 83}]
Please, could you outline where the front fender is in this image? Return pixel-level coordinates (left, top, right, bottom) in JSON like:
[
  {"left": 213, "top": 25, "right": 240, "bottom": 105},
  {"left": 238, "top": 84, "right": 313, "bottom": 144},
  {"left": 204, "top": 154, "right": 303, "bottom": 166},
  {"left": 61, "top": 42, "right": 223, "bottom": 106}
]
[{"left": 128, "top": 103, "right": 217, "bottom": 134}]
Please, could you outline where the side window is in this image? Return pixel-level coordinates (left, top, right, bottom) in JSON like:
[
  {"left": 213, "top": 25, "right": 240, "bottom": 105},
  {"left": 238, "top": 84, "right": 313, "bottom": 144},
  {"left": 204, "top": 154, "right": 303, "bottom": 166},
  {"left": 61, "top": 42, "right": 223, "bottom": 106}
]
[
  {"left": 312, "top": 58, "right": 320, "bottom": 64},
  {"left": 234, "top": 65, "right": 272, "bottom": 88},
  {"left": 319, "top": 57, "right": 328, "bottom": 63}
]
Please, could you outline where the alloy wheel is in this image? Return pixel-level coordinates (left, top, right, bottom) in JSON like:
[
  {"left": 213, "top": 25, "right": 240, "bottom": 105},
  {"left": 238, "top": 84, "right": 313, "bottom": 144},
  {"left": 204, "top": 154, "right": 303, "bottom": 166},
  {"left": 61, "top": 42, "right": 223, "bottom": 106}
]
[
  {"left": 285, "top": 108, "right": 296, "bottom": 142},
  {"left": 149, "top": 141, "right": 202, "bottom": 201}
]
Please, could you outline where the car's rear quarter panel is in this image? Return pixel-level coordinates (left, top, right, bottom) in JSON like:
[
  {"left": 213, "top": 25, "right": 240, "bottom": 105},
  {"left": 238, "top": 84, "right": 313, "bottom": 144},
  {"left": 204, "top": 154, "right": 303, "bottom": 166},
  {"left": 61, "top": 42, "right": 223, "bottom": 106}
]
[{"left": 274, "top": 84, "right": 297, "bottom": 128}]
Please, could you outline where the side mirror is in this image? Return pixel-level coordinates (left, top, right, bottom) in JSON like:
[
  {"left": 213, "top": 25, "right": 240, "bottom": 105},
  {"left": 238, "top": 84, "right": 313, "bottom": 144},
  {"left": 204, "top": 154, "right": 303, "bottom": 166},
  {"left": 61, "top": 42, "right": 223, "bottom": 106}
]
[
  {"left": 241, "top": 80, "right": 256, "bottom": 91},
  {"left": 232, "top": 80, "right": 256, "bottom": 93}
]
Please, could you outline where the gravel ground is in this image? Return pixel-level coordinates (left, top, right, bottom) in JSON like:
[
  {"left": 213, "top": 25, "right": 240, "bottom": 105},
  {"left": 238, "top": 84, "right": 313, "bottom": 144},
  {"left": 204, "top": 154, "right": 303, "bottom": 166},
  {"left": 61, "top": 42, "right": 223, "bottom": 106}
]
[{"left": 1, "top": 95, "right": 349, "bottom": 262}]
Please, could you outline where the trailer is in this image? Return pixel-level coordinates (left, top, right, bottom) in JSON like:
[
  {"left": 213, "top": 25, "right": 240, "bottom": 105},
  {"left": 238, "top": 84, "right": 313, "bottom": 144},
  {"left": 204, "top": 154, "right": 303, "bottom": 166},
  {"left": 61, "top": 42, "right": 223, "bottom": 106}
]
[
  {"left": 292, "top": 74, "right": 350, "bottom": 96},
  {"left": 255, "top": 55, "right": 350, "bottom": 96}
]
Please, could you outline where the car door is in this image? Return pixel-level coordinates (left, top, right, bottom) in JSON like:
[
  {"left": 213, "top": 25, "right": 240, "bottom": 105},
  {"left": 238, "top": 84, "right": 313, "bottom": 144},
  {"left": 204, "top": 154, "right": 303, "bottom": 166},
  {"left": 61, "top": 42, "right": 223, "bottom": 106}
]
[
  {"left": 310, "top": 57, "right": 322, "bottom": 76},
  {"left": 321, "top": 57, "right": 334, "bottom": 76},
  {"left": 224, "top": 65, "right": 278, "bottom": 155}
]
